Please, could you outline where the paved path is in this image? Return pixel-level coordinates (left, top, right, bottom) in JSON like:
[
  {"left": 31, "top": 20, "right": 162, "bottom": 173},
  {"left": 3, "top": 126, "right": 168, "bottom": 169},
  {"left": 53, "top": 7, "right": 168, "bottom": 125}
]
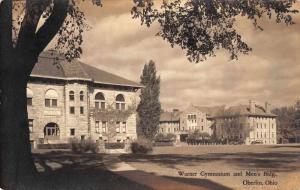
[{"left": 103, "top": 154, "right": 210, "bottom": 190}]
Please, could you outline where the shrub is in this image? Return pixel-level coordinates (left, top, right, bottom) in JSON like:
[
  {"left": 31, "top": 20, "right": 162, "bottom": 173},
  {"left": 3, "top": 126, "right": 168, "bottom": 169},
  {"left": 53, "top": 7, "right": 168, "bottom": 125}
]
[
  {"left": 153, "top": 141, "right": 174, "bottom": 146},
  {"left": 131, "top": 137, "right": 153, "bottom": 154},
  {"left": 37, "top": 143, "right": 71, "bottom": 149},
  {"left": 154, "top": 133, "right": 176, "bottom": 142},
  {"left": 70, "top": 138, "right": 99, "bottom": 153},
  {"left": 105, "top": 142, "right": 125, "bottom": 149}
]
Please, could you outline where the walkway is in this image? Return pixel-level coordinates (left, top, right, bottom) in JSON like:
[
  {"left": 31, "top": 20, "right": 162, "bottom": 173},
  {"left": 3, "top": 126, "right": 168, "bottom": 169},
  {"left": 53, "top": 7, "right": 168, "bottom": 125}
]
[{"left": 103, "top": 154, "right": 211, "bottom": 190}]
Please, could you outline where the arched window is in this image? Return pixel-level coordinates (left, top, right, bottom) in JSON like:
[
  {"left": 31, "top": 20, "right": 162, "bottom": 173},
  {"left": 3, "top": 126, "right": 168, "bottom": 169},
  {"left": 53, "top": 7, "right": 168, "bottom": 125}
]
[
  {"left": 45, "top": 89, "right": 58, "bottom": 107},
  {"left": 69, "top": 91, "right": 75, "bottom": 101},
  {"left": 26, "top": 87, "right": 33, "bottom": 106},
  {"left": 115, "top": 94, "right": 125, "bottom": 110},
  {"left": 80, "top": 91, "right": 84, "bottom": 101},
  {"left": 95, "top": 92, "right": 105, "bottom": 109}
]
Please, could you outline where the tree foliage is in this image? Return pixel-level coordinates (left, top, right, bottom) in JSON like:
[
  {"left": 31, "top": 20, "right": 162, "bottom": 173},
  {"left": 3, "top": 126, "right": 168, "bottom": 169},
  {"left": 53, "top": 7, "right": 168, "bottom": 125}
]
[
  {"left": 132, "top": 0, "right": 298, "bottom": 62},
  {"left": 137, "top": 60, "right": 161, "bottom": 140},
  {"left": 272, "top": 106, "right": 299, "bottom": 139}
]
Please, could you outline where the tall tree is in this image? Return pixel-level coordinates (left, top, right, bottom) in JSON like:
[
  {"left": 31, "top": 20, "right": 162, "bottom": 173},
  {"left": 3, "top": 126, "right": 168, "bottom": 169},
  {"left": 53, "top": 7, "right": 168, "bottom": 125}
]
[
  {"left": 137, "top": 60, "right": 161, "bottom": 140},
  {"left": 272, "top": 106, "right": 297, "bottom": 142},
  {"left": 0, "top": 0, "right": 297, "bottom": 188}
]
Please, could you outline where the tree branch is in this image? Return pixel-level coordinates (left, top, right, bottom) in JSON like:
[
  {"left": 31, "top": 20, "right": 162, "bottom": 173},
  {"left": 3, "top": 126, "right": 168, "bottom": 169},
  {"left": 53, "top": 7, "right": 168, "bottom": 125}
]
[
  {"left": 35, "top": 0, "right": 69, "bottom": 56},
  {"left": 16, "top": 0, "right": 51, "bottom": 55}
]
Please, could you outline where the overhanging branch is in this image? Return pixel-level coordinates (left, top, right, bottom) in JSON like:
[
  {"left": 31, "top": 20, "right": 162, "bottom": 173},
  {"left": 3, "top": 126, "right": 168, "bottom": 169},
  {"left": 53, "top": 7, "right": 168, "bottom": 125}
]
[
  {"left": 35, "top": 0, "right": 69, "bottom": 56},
  {"left": 16, "top": 0, "right": 51, "bottom": 55}
]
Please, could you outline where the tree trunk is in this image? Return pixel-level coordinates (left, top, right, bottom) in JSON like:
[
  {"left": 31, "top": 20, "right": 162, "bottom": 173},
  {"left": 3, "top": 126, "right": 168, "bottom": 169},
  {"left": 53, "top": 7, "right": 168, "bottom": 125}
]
[{"left": 0, "top": 58, "right": 37, "bottom": 189}]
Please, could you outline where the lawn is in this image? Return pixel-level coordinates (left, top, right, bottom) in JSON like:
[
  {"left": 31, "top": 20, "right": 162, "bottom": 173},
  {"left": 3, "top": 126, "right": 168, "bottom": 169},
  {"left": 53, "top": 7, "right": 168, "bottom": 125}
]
[
  {"left": 120, "top": 144, "right": 300, "bottom": 190},
  {"left": 17, "top": 150, "right": 151, "bottom": 190}
]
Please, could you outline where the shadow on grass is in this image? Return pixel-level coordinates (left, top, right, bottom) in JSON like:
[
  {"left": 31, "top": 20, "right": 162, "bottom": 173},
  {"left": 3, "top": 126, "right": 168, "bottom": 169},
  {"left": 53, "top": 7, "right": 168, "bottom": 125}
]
[
  {"left": 163, "top": 175, "right": 233, "bottom": 190},
  {"left": 18, "top": 151, "right": 152, "bottom": 190},
  {"left": 120, "top": 151, "right": 300, "bottom": 172}
]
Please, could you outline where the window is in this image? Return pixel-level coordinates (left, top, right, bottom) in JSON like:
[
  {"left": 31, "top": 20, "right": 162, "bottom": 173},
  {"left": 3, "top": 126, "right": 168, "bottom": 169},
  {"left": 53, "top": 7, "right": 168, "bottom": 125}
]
[
  {"left": 201, "top": 126, "right": 203, "bottom": 131},
  {"left": 102, "top": 121, "right": 107, "bottom": 133},
  {"left": 264, "top": 123, "right": 266, "bottom": 129},
  {"left": 116, "top": 94, "right": 125, "bottom": 110},
  {"left": 69, "top": 91, "right": 75, "bottom": 101},
  {"left": 80, "top": 106, "right": 84, "bottom": 114},
  {"left": 28, "top": 119, "right": 33, "bottom": 133},
  {"left": 70, "top": 128, "right": 75, "bottom": 136},
  {"left": 95, "top": 121, "right": 100, "bottom": 133},
  {"left": 27, "top": 88, "right": 33, "bottom": 106},
  {"left": 45, "top": 89, "right": 58, "bottom": 107},
  {"left": 70, "top": 106, "right": 75, "bottom": 114},
  {"left": 95, "top": 92, "right": 105, "bottom": 109},
  {"left": 116, "top": 121, "right": 120, "bottom": 133},
  {"left": 122, "top": 122, "right": 126, "bottom": 133},
  {"left": 80, "top": 91, "right": 84, "bottom": 101}
]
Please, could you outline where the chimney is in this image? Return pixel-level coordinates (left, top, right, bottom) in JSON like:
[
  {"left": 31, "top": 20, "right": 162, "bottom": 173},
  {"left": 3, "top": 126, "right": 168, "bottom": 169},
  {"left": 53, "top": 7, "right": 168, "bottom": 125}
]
[
  {"left": 173, "top": 109, "right": 179, "bottom": 113},
  {"left": 249, "top": 100, "right": 255, "bottom": 113},
  {"left": 265, "top": 102, "right": 271, "bottom": 114}
]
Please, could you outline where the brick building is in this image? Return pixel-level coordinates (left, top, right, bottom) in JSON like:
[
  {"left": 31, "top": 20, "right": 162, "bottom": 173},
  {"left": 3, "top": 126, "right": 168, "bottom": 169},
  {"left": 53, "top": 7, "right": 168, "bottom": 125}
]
[{"left": 27, "top": 52, "right": 142, "bottom": 147}]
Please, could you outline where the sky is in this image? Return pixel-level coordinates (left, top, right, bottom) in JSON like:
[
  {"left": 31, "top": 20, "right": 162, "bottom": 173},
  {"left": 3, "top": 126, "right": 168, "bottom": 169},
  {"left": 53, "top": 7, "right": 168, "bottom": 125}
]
[{"left": 77, "top": 1, "right": 300, "bottom": 111}]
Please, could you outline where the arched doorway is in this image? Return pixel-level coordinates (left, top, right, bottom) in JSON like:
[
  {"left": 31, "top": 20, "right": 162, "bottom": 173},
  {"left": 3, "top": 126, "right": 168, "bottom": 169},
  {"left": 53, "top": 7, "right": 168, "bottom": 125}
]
[{"left": 44, "top": 122, "right": 60, "bottom": 140}]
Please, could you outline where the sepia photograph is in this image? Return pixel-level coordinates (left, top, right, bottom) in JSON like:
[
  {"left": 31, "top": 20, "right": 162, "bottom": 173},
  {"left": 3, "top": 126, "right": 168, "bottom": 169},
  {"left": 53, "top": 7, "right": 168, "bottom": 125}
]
[{"left": 0, "top": 0, "right": 300, "bottom": 189}]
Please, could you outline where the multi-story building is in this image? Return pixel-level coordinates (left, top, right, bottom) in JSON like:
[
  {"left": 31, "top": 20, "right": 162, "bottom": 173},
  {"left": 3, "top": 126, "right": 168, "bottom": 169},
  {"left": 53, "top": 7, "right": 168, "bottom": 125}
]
[
  {"left": 159, "top": 105, "right": 223, "bottom": 141},
  {"left": 213, "top": 100, "right": 277, "bottom": 144},
  {"left": 27, "top": 52, "right": 142, "bottom": 147},
  {"left": 159, "top": 101, "right": 277, "bottom": 145}
]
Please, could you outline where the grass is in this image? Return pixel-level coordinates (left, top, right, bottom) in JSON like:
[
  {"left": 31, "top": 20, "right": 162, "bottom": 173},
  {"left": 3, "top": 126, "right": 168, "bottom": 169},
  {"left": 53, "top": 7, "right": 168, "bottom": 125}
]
[
  {"left": 120, "top": 144, "right": 300, "bottom": 190},
  {"left": 17, "top": 150, "right": 151, "bottom": 190}
]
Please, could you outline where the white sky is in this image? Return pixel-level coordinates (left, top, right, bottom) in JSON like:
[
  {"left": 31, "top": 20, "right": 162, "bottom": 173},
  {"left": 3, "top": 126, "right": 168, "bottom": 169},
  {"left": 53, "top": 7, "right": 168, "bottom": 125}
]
[{"left": 76, "top": 1, "right": 300, "bottom": 111}]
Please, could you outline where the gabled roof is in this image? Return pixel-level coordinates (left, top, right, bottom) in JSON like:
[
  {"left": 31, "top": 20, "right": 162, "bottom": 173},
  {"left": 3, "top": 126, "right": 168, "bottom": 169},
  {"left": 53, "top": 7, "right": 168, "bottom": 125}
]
[
  {"left": 193, "top": 105, "right": 225, "bottom": 118},
  {"left": 30, "top": 51, "right": 143, "bottom": 88},
  {"left": 214, "top": 104, "right": 276, "bottom": 118},
  {"left": 160, "top": 111, "right": 181, "bottom": 122}
]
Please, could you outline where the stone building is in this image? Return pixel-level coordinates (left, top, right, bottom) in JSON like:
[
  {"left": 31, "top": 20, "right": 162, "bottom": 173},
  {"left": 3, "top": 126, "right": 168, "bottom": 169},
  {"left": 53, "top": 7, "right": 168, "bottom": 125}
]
[
  {"left": 27, "top": 52, "right": 142, "bottom": 147},
  {"left": 159, "top": 101, "right": 277, "bottom": 145},
  {"left": 213, "top": 100, "right": 277, "bottom": 144},
  {"left": 158, "top": 105, "right": 223, "bottom": 141}
]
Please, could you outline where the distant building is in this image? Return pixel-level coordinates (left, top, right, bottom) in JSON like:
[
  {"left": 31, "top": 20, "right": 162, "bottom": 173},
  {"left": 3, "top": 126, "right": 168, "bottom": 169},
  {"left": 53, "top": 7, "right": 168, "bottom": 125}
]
[
  {"left": 213, "top": 101, "right": 277, "bottom": 145},
  {"left": 27, "top": 52, "right": 142, "bottom": 148},
  {"left": 159, "top": 101, "right": 277, "bottom": 145},
  {"left": 158, "top": 105, "right": 223, "bottom": 142}
]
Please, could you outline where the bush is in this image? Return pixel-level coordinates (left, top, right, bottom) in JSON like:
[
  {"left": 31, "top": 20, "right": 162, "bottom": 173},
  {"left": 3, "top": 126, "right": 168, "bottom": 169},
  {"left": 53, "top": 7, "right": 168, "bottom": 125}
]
[
  {"left": 131, "top": 137, "right": 153, "bottom": 154},
  {"left": 70, "top": 138, "right": 99, "bottom": 153},
  {"left": 155, "top": 133, "right": 176, "bottom": 142},
  {"left": 105, "top": 142, "right": 125, "bottom": 149},
  {"left": 37, "top": 143, "right": 71, "bottom": 149},
  {"left": 154, "top": 141, "right": 174, "bottom": 146}
]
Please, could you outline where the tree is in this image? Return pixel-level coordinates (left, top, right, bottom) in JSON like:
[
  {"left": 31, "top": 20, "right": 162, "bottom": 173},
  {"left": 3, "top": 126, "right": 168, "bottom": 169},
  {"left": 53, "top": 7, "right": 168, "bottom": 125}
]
[
  {"left": 272, "top": 106, "right": 297, "bottom": 142},
  {"left": 0, "top": 0, "right": 297, "bottom": 188},
  {"left": 137, "top": 60, "right": 161, "bottom": 140}
]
